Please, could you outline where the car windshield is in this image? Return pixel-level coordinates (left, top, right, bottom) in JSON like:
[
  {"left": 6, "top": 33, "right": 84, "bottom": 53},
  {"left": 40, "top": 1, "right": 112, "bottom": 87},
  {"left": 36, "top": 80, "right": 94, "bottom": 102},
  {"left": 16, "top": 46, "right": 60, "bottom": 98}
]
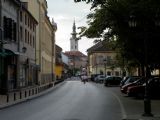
[{"left": 124, "top": 76, "right": 141, "bottom": 84}]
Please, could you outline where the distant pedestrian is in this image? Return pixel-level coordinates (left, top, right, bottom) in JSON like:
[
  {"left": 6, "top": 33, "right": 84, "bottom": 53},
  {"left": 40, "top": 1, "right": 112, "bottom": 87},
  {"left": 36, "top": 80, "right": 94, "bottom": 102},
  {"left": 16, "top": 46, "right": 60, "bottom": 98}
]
[{"left": 81, "top": 75, "right": 87, "bottom": 84}]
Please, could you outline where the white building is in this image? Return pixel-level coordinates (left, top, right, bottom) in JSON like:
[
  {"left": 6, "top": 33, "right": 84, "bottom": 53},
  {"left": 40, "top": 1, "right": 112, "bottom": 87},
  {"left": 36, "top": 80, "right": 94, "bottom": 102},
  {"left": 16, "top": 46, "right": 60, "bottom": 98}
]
[{"left": 70, "top": 20, "right": 79, "bottom": 51}]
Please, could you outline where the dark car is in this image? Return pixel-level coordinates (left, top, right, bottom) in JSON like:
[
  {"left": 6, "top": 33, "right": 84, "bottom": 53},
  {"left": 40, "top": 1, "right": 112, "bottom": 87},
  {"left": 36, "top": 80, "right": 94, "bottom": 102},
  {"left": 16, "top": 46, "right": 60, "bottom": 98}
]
[
  {"left": 104, "top": 76, "right": 122, "bottom": 86},
  {"left": 120, "top": 76, "right": 141, "bottom": 88},
  {"left": 90, "top": 74, "right": 100, "bottom": 81},
  {"left": 120, "top": 77, "right": 145, "bottom": 94},
  {"left": 127, "top": 77, "right": 160, "bottom": 98}
]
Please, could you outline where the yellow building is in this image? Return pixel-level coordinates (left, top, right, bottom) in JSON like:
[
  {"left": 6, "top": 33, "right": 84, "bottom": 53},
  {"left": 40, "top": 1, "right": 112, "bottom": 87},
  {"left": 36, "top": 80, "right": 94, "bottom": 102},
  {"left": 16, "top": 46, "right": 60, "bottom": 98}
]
[
  {"left": 55, "top": 45, "right": 63, "bottom": 80},
  {"left": 20, "top": 0, "right": 57, "bottom": 86},
  {"left": 55, "top": 65, "right": 63, "bottom": 79}
]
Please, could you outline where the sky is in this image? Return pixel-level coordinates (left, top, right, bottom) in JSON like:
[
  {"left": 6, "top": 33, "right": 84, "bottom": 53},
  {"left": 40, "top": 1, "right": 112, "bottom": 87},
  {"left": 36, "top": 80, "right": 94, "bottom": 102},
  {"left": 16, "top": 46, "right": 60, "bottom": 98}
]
[{"left": 47, "top": 0, "right": 94, "bottom": 55}]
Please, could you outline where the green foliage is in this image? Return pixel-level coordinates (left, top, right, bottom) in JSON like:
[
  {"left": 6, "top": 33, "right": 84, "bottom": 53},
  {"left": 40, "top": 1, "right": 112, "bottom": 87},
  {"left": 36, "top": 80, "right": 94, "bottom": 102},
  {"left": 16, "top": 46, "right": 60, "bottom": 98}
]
[
  {"left": 74, "top": 0, "right": 93, "bottom": 3},
  {"left": 79, "top": 0, "right": 160, "bottom": 70}
]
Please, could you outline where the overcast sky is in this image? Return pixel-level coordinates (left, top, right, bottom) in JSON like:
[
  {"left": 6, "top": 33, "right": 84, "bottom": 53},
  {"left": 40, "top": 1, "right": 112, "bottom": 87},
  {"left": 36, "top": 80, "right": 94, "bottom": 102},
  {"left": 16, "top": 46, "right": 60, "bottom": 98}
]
[{"left": 47, "top": 0, "right": 94, "bottom": 55}]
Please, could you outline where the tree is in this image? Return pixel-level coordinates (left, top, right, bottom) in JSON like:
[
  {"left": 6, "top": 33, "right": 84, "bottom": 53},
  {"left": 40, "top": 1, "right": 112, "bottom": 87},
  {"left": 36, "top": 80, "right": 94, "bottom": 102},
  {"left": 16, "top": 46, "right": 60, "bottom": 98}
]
[{"left": 75, "top": 0, "right": 160, "bottom": 74}]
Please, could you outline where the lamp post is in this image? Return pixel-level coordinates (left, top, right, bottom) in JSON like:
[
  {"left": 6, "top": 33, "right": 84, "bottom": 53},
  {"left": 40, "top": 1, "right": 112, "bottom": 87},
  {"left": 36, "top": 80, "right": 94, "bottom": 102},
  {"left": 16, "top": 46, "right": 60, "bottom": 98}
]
[
  {"left": 128, "top": 14, "right": 153, "bottom": 116},
  {"left": 103, "top": 58, "right": 107, "bottom": 77}
]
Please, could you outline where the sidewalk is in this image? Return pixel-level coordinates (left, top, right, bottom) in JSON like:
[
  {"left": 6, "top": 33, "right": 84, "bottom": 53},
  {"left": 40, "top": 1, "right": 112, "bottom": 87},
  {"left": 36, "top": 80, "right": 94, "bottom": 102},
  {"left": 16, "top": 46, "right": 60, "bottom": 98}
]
[
  {"left": 123, "top": 115, "right": 160, "bottom": 120},
  {"left": 106, "top": 84, "right": 160, "bottom": 120},
  {"left": 0, "top": 81, "right": 66, "bottom": 109},
  {"left": 122, "top": 98, "right": 160, "bottom": 120},
  {"left": 124, "top": 99, "right": 160, "bottom": 120}
]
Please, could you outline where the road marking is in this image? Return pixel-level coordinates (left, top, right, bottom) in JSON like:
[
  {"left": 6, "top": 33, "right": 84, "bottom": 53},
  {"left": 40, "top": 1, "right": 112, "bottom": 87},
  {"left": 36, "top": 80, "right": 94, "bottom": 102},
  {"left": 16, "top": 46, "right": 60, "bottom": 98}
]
[{"left": 109, "top": 91, "right": 127, "bottom": 119}]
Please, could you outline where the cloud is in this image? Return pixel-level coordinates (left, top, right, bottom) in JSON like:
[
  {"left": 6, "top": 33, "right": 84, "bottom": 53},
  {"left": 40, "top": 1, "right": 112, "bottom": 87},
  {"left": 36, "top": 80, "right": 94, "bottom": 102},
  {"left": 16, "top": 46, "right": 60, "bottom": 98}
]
[
  {"left": 54, "top": 15, "right": 71, "bottom": 21},
  {"left": 47, "top": 0, "right": 93, "bottom": 54}
]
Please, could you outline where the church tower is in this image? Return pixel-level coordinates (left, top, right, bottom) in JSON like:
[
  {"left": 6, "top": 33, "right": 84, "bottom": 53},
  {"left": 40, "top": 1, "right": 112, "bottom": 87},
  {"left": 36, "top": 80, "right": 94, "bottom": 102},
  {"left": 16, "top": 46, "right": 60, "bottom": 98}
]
[{"left": 70, "top": 20, "right": 78, "bottom": 51}]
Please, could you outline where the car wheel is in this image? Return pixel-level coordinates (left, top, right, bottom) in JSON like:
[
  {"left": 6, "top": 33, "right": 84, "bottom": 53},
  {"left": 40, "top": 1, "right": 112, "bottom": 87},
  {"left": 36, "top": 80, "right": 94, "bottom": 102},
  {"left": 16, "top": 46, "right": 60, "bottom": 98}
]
[{"left": 127, "top": 92, "right": 132, "bottom": 97}]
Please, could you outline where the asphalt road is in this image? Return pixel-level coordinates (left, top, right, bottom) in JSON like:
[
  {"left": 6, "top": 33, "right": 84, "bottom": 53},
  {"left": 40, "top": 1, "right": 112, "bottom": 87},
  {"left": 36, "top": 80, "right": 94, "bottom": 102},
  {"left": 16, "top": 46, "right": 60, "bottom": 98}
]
[{"left": 1, "top": 77, "right": 159, "bottom": 120}]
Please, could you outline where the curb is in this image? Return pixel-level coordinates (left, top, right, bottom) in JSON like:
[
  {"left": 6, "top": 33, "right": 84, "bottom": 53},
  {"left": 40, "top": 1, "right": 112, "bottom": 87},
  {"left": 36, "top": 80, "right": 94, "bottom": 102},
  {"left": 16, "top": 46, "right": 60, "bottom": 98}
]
[
  {"left": 122, "top": 114, "right": 160, "bottom": 120},
  {"left": 0, "top": 81, "right": 66, "bottom": 109}
]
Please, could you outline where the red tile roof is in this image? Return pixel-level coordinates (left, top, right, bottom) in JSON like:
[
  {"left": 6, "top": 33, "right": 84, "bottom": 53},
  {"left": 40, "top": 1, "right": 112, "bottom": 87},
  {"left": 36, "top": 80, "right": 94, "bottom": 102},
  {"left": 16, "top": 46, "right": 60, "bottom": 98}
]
[{"left": 64, "top": 51, "right": 87, "bottom": 57}]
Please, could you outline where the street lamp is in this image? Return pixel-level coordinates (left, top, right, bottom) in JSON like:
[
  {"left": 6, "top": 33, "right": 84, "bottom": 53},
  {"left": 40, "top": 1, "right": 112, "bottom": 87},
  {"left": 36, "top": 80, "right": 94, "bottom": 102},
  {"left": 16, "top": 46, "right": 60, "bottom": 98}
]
[
  {"left": 103, "top": 58, "right": 107, "bottom": 77},
  {"left": 128, "top": 14, "right": 153, "bottom": 116}
]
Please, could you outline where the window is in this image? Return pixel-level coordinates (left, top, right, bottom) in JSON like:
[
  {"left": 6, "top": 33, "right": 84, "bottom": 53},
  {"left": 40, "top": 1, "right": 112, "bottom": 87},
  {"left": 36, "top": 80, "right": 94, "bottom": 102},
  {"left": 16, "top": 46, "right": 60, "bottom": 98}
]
[
  {"left": 33, "top": 25, "right": 35, "bottom": 31},
  {"left": 3, "top": 16, "right": 8, "bottom": 39},
  {"left": 28, "top": 17, "right": 30, "bottom": 27},
  {"left": 25, "top": 29, "right": 27, "bottom": 43},
  {"left": 33, "top": 36, "right": 35, "bottom": 48},
  {"left": 13, "top": 22, "right": 17, "bottom": 41},
  {"left": 107, "top": 71, "right": 111, "bottom": 76},
  {"left": 107, "top": 56, "right": 111, "bottom": 65},
  {"left": 25, "top": 14, "right": 27, "bottom": 25},
  {"left": 20, "top": 26, "right": 23, "bottom": 41},
  {"left": 30, "top": 34, "right": 32, "bottom": 46},
  {"left": 28, "top": 32, "right": 29, "bottom": 44},
  {"left": 115, "top": 71, "right": 119, "bottom": 76},
  {"left": 20, "top": 11, "right": 22, "bottom": 22},
  {"left": 30, "top": 21, "right": 32, "bottom": 30},
  {"left": 98, "top": 55, "right": 103, "bottom": 64}
]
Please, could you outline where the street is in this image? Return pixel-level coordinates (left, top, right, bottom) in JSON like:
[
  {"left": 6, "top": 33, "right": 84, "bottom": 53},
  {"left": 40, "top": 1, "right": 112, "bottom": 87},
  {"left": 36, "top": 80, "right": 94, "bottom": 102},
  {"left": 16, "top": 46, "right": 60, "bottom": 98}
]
[{"left": 0, "top": 77, "right": 160, "bottom": 120}]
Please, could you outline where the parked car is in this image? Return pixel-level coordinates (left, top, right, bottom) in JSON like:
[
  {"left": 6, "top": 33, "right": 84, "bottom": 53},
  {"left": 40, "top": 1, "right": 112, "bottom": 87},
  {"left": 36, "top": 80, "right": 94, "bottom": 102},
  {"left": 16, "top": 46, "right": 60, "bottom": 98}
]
[
  {"left": 120, "top": 77, "right": 145, "bottom": 94},
  {"left": 120, "top": 76, "right": 130, "bottom": 87},
  {"left": 91, "top": 74, "right": 100, "bottom": 81},
  {"left": 127, "top": 77, "right": 160, "bottom": 98},
  {"left": 104, "top": 76, "right": 122, "bottom": 86},
  {"left": 94, "top": 75, "right": 106, "bottom": 83},
  {"left": 120, "top": 76, "right": 141, "bottom": 88}
]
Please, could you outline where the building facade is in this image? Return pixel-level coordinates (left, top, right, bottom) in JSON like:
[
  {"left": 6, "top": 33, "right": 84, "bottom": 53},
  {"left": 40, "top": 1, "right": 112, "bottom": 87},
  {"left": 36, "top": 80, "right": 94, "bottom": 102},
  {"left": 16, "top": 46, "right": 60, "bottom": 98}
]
[
  {"left": 64, "top": 51, "right": 87, "bottom": 76},
  {"left": 20, "top": 0, "right": 57, "bottom": 86},
  {"left": 87, "top": 41, "right": 122, "bottom": 76},
  {"left": 0, "top": 0, "right": 38, "bottom": 94},
  {"left": 55, "top": 45, "right": 63, "bottom": 80},
  {"left": 18, "top": 2, "right": 38, "bottom": 87}
]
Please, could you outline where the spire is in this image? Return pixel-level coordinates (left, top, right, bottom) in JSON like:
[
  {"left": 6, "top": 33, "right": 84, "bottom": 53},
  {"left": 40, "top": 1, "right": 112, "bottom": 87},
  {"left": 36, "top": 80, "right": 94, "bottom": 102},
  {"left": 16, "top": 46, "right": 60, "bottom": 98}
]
[
  {"left": 52, "top": 18, "right": 57, "bottom": 31},
  {"left": 73, "top": 19, "right": 76, "bottom": 33},
  {"left": 52, "top": 18, "right": 54, "bottom": 24},
  {"left": 70, "top": 19, "right": 78, "bottom": 51}
]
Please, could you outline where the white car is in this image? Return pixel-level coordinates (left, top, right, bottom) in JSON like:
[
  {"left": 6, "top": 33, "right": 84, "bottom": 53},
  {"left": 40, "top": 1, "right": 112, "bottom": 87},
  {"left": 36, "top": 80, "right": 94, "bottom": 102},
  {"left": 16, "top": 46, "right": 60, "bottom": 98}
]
[{"left": 94, "top": 75, "right": 105, "bottom": 83}]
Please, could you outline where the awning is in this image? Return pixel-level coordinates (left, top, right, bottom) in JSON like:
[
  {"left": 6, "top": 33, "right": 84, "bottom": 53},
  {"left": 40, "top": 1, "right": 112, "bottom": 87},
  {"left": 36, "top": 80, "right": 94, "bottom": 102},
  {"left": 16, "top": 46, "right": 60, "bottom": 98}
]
[{"left": 0, "top": 49, "right": 17, "bottom": 57}]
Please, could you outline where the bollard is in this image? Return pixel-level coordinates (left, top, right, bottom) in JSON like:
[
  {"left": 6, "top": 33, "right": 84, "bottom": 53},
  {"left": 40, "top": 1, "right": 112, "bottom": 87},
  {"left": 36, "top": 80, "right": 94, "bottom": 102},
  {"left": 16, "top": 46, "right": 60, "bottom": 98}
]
[
  {"left": 20, "top": 92, "right": 22, "bottom": 99},
  {"left": 14, "top": 93, "right": 16, "bottom": 101},
  {"left": 7, "top": 94, "right": 9, "bottom": 103},
  {"left": 25, "top": 91, "right": 27, "bottom": 98}
]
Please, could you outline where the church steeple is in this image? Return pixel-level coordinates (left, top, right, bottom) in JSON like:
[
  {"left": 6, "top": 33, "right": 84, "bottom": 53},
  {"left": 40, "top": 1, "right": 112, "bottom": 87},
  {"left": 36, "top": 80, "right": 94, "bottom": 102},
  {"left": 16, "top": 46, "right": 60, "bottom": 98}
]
[
  {"left": 70, "top": 20, "right": 78, "bottom": 51},
  {"left": 73, "top": 20, "right": 76, "bottom": 33}
]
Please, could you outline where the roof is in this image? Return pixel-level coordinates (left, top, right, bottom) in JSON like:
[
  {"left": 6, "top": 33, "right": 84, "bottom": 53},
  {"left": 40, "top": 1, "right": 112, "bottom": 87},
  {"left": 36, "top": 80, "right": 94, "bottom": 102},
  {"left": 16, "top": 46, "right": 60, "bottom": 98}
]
[
  {"left": 87, "top": 41, "right": 115, "bottom": 53},
  {"left": 56, "top": 44, "right": 62, "bottom": 53},
  {"left": 64, "top": 51, "right": 87, "bottom": 57}
]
